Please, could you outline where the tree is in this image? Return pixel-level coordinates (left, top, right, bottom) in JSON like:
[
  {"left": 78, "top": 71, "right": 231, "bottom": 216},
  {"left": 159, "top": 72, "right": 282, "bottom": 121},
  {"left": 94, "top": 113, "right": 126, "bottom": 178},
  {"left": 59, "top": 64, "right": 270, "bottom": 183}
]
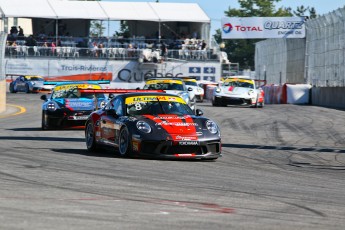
[
  {"left": 292, "top": 5, "right": 318, "bottom": 19},
  {"left": 115, "top": 21, "right": 130, "bottom": 38},
  {"left": 80, "top": 0, "right": 104, "bottom": 37},
  {"left": 90, "top": 21, "right": 105, "bottom": 37},
  {"left": 215, "top": 0, "right": 317, "bottom": 70}
]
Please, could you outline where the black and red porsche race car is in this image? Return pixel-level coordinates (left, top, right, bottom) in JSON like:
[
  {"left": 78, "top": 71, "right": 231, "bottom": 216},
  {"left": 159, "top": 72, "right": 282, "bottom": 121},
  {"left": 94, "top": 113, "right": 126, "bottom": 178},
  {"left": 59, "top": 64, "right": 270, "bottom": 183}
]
[{"left": 84, "top": 90, "right": 221, "bottom": 160}]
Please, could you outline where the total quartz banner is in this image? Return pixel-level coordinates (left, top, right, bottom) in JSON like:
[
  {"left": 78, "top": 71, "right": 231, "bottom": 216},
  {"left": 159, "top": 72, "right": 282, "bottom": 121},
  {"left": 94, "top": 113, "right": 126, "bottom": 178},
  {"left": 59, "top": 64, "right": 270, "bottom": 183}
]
[{"left": 221, "top": 17, "right": 306, "bottom": 39}]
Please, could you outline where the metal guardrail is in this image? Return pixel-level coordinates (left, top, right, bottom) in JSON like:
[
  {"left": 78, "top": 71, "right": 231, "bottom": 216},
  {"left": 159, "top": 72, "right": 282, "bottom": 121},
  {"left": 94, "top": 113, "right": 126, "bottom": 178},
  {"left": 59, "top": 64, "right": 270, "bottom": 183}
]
[{"left": 4, "top": 45, "right": 220, "bottom": 62}]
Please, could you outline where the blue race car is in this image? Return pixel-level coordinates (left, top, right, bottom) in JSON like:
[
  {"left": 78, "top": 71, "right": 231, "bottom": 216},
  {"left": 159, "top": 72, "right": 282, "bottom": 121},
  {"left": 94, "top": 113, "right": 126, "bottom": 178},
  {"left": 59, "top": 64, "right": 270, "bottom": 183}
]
[
  {"left": 9, "top": 75, "right": 45, "bottom": 93},
  {"left": 40, "top": 82, "right": 108, "bottom": 130}
]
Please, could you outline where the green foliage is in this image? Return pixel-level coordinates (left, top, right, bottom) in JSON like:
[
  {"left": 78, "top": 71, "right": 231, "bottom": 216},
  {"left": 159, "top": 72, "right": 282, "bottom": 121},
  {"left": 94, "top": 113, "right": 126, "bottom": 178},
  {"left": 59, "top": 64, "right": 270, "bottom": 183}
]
[
  {"left": 215, "top": 0, "right": 317, "bottom": 70},
  {"left": 90, "top": 21, "right": 105, "bottom": 37},
  {"left": 115, "top": 21, "right": 130, "bottom": 38}
]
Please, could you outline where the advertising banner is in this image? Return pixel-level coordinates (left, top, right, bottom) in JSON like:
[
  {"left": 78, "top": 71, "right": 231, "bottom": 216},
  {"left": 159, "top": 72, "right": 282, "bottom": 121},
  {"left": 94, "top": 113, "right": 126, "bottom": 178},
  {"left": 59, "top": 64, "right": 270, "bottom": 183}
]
[
  {"left": 221, "top": 17, "right": 305, "bottom": 39},
  {"left": 5, "top": 59, "right": 221, "bottom": 88}
]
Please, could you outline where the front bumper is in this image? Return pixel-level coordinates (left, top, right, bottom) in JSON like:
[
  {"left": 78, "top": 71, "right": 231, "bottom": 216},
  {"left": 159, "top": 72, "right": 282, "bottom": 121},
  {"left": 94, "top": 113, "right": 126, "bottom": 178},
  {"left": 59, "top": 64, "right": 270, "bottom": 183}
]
[
  {"left": 132, "top": 138, "right": 222, "bottom": 159},
  {"left": 43, "top": 109, "right": 92, "bottom": 128},
  {"left": 214, "top": 94, "right": 254, "bottom": 105}
]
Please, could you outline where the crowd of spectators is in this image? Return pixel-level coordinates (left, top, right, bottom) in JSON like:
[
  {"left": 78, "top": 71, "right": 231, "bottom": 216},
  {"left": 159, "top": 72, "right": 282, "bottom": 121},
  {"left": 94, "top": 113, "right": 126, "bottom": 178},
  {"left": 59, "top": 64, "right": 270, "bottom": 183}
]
[{"left": 5, "top": 27, "right": 209, "bottom": 60}]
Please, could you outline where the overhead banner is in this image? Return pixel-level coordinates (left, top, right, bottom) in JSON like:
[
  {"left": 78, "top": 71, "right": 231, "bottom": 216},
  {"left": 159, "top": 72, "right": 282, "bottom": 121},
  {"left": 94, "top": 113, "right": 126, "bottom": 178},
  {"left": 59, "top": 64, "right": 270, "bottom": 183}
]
[{"left": 221, "top": 17, "right": 305, "bottom": 39}]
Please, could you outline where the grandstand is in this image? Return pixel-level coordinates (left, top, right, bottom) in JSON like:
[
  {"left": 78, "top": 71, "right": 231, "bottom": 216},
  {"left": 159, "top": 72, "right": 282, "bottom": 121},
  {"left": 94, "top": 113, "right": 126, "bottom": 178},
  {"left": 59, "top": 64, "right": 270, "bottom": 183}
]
[{"left": 0, "top": 0, "right": 224, "bottom": 90}]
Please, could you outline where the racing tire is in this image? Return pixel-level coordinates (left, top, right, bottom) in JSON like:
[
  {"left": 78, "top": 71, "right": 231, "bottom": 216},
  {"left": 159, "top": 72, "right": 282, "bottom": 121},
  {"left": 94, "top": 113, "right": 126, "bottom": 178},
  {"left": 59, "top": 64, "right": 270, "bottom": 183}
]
[
  {"left": 24, "top": 84, "right": 30, "bottom": 93},
  {"left": 41, "top": 112, "right": 51, "bottom": 130},
  {"left": 118, "top": 126, "right": 133, "bottom": 157},
  {"left": 85, "top": 122, "right": 100, "bottom": 152},
  {"left": 9, "top": 83, "right": 16, "bottom": 93},
  {"left": 212, "top": 97, "right": 221, "bottom": 107},
  {"left": 258, "top": 101, "right": 264, "bottom": 108}
]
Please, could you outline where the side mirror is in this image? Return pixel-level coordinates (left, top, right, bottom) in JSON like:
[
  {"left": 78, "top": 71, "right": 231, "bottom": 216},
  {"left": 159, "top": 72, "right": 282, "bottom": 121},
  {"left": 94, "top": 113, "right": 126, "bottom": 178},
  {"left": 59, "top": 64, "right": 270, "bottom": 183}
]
[
  {"left": 40, "top": 94, "right": 47, "bottom": 101},
  {"left": 195, "top": 109, "right": 203, "bottom": 116},
  {"left": 108, "top": 93, "right": 115, "bottom": 99}
]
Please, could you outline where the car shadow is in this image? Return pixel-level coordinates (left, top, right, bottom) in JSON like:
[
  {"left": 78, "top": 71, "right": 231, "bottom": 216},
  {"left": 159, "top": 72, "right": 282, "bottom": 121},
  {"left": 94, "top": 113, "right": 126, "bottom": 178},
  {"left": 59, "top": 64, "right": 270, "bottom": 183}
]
[
  {"left": 222, "top": 143, "right": 345, "bottom": 153},
  {"left": 8, "top": 127, "right": 85, "bottom": 132},
  {"left": 0, "top": 135, "right": 84, "bottom": 142}
]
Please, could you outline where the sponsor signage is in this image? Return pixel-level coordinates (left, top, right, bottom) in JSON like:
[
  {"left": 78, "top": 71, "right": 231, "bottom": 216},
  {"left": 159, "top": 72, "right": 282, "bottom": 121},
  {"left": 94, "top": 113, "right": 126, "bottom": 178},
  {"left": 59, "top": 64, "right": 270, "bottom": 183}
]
[
  {"left": 5, "top": 59, "right": 221, "bottom": 84},
  {"left": 221, "top": 17, "right": 306, "bottom": 39}
]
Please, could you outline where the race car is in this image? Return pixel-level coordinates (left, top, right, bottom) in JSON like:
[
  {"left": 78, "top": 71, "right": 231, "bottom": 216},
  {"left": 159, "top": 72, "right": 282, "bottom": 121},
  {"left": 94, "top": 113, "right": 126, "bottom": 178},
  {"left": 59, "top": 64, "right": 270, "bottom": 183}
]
[
  {"left": 40, "top": 82, "right": 108, "bottom": 130},
  {"left": 212, "top": 76, "right": 265, "bottom": 108},
  {"left": 9, "top": 75, "right": 45, "bottom": 93},
  {"left": 143, "top": 78, "right": 197, "bottom": 111},
  {"left": 85, "top": 91, "right": 221, "bottom": 160},
  {"left": 181, "top": 77, "right": 205, "bottom": 102}
]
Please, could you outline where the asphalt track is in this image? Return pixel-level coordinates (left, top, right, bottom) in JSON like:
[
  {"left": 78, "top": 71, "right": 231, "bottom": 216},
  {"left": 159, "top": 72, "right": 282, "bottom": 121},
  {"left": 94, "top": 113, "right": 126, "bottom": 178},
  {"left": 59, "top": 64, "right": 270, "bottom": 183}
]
[{"left": 1, "top": 93, "right": 345, "bottom": 230}]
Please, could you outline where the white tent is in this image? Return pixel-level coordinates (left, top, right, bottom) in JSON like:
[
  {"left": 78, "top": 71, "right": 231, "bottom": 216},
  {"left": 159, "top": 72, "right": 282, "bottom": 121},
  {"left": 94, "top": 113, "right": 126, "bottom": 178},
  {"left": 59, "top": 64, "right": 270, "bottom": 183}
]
[
  {"left": 0, "top": 0, "right": 210, "bottom": 23},
  {"left": 0, "top": 0, "right": 56, "bottom": 19},
  {"left": 100, "top": 2, "right": 158, "bottom": 21},
  {"left": 149, "top": 3, "right": 210, "bottom": 23},
  {"left": 48, "top": 0, "right": 108, "bottom": 20}
]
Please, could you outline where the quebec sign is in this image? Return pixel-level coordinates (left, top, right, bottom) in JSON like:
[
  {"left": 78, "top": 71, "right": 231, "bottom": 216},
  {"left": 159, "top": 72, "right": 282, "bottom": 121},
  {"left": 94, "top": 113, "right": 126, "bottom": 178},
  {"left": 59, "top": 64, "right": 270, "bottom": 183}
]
[{"left": 221, "top": 17, "right": 305, "bottom": 39}]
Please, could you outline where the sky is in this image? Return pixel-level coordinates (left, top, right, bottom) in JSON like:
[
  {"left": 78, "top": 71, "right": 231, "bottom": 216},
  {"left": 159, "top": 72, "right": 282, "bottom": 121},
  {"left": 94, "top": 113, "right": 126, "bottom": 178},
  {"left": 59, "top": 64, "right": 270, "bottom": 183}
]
[{"left": 103, "top": 0, "right": 345, "bottom": 35}]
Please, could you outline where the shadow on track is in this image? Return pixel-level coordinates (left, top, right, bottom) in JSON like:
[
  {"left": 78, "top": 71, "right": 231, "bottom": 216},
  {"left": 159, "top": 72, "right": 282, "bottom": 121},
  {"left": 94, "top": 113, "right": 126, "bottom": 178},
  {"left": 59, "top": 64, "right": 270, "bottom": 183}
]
[{"left": 223, "top": 143, "right": 345, "bottom": 154}]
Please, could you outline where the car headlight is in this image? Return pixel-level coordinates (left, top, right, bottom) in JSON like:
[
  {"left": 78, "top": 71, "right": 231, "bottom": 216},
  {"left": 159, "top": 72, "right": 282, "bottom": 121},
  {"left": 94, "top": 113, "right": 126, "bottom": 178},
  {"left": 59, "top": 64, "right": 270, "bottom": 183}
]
[
  {"left": 136, "top": 121, "right": 151, "bottom": 133},
  {"left": 215, "top": 88, "right": 221, "bottom": 93},
  {"left": 47, "top": 101, "right": 58, "bottom": 111},
  {"left": 206, "top": 120, "right": 218, "bottom": 134},
  {"left": 248, "top": 89, "right": 254, "bottom": 95}
]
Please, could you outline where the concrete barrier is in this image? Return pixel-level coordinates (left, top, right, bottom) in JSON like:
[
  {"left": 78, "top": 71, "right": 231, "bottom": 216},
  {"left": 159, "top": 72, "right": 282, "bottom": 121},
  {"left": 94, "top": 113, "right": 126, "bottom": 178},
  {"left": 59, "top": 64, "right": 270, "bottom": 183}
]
[
  {"left": 311, "top": 87, "right": 345, "bottom": 109},
  {"left": 0, "top": 80, "right": 6, "bottom": 113}
]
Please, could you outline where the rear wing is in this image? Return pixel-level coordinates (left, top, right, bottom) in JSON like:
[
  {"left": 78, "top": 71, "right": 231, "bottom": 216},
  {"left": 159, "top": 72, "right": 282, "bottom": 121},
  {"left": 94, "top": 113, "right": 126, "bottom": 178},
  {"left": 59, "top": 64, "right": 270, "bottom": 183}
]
[
  {"left": 79, "top": 89, "right": 165, "bottom": 94},
  {"left": 79, "top": 89, "right": 166, "bottom": 110},
  {"left": 44, "top": 80, "right": 111, "bottom": 85}
]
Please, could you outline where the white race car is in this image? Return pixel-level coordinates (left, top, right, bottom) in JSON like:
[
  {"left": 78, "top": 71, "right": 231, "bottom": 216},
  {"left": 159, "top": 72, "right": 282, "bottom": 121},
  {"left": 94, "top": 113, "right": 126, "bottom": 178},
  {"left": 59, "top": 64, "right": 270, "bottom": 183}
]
[
  {"left": 212, "top": 76, "right": 265, "bottom": 108},
  {"left": 182, "top": 78, "right": 205, "bottom": 102},
  {"left": 143, "top": 78, "right": 197, "bottom": 111}
]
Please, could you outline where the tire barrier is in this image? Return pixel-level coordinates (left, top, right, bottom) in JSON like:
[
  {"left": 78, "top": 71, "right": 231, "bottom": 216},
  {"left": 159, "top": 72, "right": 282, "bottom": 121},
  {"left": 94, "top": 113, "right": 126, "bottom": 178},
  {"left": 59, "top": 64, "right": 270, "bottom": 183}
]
[{"left": 262, "top": 84, "right": 311, "bottom": 104}]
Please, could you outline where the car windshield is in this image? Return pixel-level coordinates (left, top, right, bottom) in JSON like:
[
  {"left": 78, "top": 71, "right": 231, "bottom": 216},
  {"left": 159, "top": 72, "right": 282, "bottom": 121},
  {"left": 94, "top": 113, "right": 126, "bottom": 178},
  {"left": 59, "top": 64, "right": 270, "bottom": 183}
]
[
  {"left": 51, "top": 86, "right": 105, "bottom": 99},
  {"left": 126, "top": 97, "right": 194, "bottom": 116},
  {"left": 223, "top": 80, "right": 254, "bottom": 89},
  {"left": 27, "top": 77, "right": 43, "bottom": 81},
  {"left": 184, "top": 81, "right": 197, "bottom": 86},
  {"left": 144, "top": 83, "right": 184, "bottom": 91}
]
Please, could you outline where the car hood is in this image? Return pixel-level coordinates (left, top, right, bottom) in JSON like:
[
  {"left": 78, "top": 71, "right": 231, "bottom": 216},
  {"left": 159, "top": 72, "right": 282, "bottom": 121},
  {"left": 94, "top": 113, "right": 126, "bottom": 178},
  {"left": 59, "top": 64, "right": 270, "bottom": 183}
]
[
  {"left": 142, "top": 114, "right": 205, "bottom": 140},
  {"left": 222, "top": 86, "right": 252, "bottom": 95},
  {"left": 164, "top": 90, "right": 186, "bottom": 96}
]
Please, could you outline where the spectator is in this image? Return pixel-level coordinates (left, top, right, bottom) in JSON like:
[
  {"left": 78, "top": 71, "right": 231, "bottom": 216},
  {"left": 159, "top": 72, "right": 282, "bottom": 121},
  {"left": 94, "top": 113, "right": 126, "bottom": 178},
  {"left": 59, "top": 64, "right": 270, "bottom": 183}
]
[
  {"left": 160, "top": 41, "right": 167, "bottom": 61},
  {"left": 42, "top": 42, "right": 49, "bottom": 56},
  {"left": 10, "top": 26, "right": 18, "bottom": 37},
  {"left": 201, "top": 40, "right": 207, "bottom": 50},
  {"left": 18, "top": 26, "right": 24, "bottom": 38},
  {"left": 92, "top": 42, "right": 99, "bottom": 57},
  {"left": 51, "top": 42, "right": 56, "bottom": 56},
  {"left": 128, "top": 43, "right": 135, "bottom": 57}
]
